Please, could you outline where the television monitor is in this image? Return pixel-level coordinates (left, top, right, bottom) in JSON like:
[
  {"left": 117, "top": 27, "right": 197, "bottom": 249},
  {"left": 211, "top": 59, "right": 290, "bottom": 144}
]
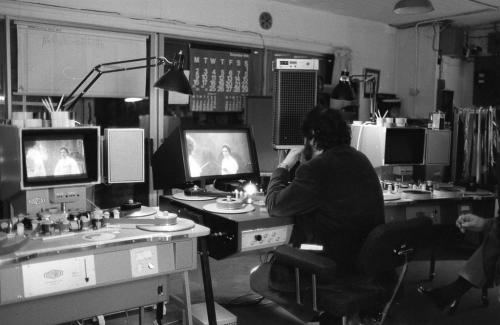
[
  {"left": 350, "top": 125, "right": 425, "bottom": 167},
  {"left": 152, "top": 126, "right": 260, "bottom": 191},
  {"left": 20, "top": 127, "right": 101, "bottom": 190},
  {"left": 384, "top": 128, "right": 426, "bottom": 165}
]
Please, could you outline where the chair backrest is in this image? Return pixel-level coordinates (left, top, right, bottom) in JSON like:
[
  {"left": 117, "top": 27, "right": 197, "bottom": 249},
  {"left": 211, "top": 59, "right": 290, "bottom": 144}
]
[{"left": 357, "top": 216, "right": 432, "bottom": 276}]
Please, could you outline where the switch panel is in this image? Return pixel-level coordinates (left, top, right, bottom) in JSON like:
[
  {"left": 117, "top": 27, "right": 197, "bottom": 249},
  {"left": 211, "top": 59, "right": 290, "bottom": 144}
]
[{"left": 240, "top": 225, "right": 292, "bottom": 251}]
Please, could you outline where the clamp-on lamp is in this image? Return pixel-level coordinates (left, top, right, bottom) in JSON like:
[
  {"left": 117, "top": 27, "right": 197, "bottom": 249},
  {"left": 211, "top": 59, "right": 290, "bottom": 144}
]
[
  {"left": 331, "top": 69, "right": 377, "bottom": 119},
  {"left": 62, "top": 50, "right": 193, "bottom": 111}
]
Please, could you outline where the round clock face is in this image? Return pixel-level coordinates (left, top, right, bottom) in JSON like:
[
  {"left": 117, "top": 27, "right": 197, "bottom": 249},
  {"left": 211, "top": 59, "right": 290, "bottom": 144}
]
[{"left": 259, "top": 12, "right": 273, "bottom": 30}]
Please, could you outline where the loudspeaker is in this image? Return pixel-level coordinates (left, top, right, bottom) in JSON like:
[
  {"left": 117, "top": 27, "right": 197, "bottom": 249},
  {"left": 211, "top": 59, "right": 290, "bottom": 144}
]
[
  {"left": 488, "top": 32, "right": 500, "bottom": 54},
  {"left": 103, "top": 128, "right": 145, "bottom": 183},
  {"left": 273, "top": 59, "right": 318, "bottom": 149},
  {"left": 245, "top": 96, "right": 278, "bottom": 174}
]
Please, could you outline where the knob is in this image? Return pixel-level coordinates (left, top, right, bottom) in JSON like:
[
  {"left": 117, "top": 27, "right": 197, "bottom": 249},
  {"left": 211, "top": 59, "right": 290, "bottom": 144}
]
[{"left": 254, "top": 234, "right": 262, "bottom": 241}]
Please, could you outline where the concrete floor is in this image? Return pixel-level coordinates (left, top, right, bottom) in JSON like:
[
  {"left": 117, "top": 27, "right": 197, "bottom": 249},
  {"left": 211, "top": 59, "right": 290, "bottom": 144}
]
[{"left": 65, "top": 251, "right": 500, "bottom": 325}]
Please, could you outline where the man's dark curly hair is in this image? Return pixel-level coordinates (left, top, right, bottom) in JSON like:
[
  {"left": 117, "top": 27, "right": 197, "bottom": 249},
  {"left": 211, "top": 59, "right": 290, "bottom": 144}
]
[{"left": 301, "top": 106, "right": 351, "bottom": 151}]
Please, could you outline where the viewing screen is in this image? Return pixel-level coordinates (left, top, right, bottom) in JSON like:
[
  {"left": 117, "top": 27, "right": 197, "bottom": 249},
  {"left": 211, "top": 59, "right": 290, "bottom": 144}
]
[
  {"left": 24, "top": 138, "right": 87, "bottom": 179},
  {"left": 20, "top": 127, "right": 100, "bottom": 189},
  {"left": 183, "top": 130, "right": 257, "bottom": 178},
  {"left": 384, "top": 128, "right": 425, "bottom": 165}
]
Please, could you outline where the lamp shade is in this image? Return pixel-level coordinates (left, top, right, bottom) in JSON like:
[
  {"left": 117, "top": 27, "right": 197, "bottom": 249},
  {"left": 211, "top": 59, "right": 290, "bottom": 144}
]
[
  {"left": 393, "top": 0, "right": 434, "bottom": 14},
  {"left": 154, "top": 69, "right": 193, "bottom": 94},
  {"left": 331, "top": 70, "right": 355, "bottom": 100},
  {"left": 153, "top": 51, "right": 193, "bottom": 95}
]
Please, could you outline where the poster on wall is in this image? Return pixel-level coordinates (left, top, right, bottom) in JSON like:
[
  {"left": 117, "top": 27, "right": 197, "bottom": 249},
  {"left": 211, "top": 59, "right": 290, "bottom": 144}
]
[{"left": 189, "top": 48, "right": 249, "bottom": 112}]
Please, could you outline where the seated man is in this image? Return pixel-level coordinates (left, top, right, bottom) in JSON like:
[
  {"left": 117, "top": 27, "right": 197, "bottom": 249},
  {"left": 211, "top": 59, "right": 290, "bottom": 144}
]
[
  {"left": 421, "top": 213, "right": 500, "bottom": 309},
  {"left": 266, "top": 107, "right": 385, "bottom": 275}
]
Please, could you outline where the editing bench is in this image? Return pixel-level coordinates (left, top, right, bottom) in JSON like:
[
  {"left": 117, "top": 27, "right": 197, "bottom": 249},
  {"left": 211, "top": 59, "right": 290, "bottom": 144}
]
[{"left": 0, "top": 222, "right": 209, "bottom": 325}]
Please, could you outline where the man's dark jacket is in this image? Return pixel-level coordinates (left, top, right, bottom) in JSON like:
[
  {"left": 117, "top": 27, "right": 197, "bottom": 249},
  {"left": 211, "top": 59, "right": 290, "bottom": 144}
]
[{"left": 266, "top": 144, "right": 385, "bottom": 271}]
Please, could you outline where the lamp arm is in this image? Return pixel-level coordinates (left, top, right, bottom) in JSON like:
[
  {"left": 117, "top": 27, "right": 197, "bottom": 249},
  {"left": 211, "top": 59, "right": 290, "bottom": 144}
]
[
  {"left": 62, "top": 56, "right": 170, "bottom": 111},
  {"left": 349, "top": 74, "right": 376, "bottom": 83}
]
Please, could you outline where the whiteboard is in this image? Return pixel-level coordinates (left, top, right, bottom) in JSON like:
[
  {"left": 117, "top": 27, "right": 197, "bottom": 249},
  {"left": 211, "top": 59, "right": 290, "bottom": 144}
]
[{"left": 16, "top": 22, "right": 147, "bottom": 98}]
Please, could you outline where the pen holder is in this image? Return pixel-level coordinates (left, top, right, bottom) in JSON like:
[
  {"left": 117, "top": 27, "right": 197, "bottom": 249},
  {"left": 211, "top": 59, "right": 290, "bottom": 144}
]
[{"left": 51, "top": 111, "right": 72, "bottom": 127}]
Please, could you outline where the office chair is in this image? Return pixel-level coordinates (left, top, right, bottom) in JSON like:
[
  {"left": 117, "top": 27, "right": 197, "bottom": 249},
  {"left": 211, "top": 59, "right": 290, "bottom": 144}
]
[{"left": 250, "top": 216, "right": 432, "bottom": 325}]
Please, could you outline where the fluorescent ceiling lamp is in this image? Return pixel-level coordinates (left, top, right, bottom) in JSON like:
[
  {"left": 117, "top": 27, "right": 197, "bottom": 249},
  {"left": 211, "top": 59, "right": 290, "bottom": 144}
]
[
  {"left": 393, "top": 0, "right": 434, "bottom": 14},
  {"left": 124, "top": 97, "right": 143, "bottom": 103}
]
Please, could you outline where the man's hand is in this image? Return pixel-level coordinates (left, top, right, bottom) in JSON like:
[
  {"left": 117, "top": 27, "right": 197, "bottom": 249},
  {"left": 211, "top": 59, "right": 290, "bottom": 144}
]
[
  {"left": 456, "top": 213, "right": 487, "bottom": 233},
  {"left": 280, "top": 147, "right": 303, "bottom": 169}
]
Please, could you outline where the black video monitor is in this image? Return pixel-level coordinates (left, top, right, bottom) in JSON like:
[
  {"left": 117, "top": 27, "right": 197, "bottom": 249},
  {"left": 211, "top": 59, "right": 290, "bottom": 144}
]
[
  {"left": 21, "top": 127, "right": 100, "bottom": 189},
  {"left": 384, "top": 128, "right": 425, "bottom": 165},
  {"left": 152, "top": 126, "right": 260, "bottom": 190}
]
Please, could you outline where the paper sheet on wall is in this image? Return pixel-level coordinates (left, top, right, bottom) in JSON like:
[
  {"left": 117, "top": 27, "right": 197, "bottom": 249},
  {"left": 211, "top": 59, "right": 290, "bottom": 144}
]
[{"left": 16, "top": 22, "right": 147, "bottom": 98}]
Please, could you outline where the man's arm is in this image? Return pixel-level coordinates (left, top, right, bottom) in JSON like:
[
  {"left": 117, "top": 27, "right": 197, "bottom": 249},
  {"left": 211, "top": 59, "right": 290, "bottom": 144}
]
[{"left": 266, "top": 162, "right": 320, "bottom": 218}]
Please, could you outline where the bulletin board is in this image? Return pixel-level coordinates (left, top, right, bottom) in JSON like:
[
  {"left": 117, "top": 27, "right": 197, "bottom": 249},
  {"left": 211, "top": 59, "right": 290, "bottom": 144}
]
[
  {"left": 189, "top": 47, "right": 250, "bottom": 112},
  {"left": 16, "top": 22, "right": 148, "bottom": 98}
]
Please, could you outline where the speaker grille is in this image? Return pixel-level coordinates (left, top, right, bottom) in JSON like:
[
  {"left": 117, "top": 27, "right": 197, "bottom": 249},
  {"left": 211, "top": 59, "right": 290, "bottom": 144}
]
[{"left": 273, "top": 70, "right": 317, "bottom": 148}]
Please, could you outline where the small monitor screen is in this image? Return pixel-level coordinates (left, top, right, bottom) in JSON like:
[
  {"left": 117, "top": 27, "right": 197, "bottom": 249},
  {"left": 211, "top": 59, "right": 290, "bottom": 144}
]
[
  {"left": 384, "top": 128, "right": 425, "bottom": 165},
  {"left": 21, "top": 127, "right": 100, "bottom": 189},
  {"left": 24, "top": 138, "right": 87, "bottom": 179},
  {"left": 183, "top": 129, "right": 257, "bottom": 179}
]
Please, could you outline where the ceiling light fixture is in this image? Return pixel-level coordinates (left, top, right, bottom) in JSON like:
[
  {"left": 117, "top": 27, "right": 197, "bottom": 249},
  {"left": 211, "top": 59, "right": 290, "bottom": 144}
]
[{"left": 393, "top": 0, "right": 434, "bottom": 14}]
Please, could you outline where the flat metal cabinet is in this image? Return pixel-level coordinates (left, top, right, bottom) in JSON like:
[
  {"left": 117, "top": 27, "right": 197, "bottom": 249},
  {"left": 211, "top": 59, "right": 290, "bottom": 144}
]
[
  {"left": 425, "top": 129, "right": 451, "bottom": 165},
  {"left": 0, "top": 226, "right": 209, "bottom": 325}
]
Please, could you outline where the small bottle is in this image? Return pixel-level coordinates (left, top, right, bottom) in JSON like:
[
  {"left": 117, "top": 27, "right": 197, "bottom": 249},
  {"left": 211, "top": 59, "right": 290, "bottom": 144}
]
[
  {"left": 426, "top": 180, "right": 433, "bottom": 192},
  {"left": 16, "top": 223, "right": 25, "bottom": 236}
]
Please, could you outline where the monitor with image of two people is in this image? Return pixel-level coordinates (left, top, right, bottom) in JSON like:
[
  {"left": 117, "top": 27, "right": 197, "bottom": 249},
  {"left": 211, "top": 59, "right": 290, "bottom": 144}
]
[
  {"left": 21, "top": 127, "right": 100, "bottom": 190},
  {"left": 152, "top": 126, "right": 260, "bottom": 193}
]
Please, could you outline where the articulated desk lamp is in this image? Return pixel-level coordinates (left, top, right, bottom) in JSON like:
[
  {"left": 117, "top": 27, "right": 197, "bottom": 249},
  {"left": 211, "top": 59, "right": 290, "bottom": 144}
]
[
  {"left": 331, "top": 69, "right": 377, "bottom": 121},
  {"left": 61, "top": 50, "right": 193, "bottom": 111}
]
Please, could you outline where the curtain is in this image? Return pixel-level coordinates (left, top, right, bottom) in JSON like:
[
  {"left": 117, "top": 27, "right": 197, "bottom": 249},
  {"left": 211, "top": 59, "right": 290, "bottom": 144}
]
[{"left": 454, "top": 106, "right": 498, "bottom": 188}]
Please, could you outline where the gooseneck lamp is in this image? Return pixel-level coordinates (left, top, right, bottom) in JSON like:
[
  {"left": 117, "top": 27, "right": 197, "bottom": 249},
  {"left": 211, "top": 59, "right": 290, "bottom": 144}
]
[
  {"left": 331, "top": 70, "right": 355, "bottom": 101},
  {"left": 331, "top": 69, "right": 377, "bottom": 119},
  {"left": 62, "top": 50, "right": 193, "bottom": 111}
]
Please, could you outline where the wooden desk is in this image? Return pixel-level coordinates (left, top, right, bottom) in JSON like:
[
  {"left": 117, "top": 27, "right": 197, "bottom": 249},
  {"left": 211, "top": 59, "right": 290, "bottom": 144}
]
[{"left": 0, "top": 222, "right": 209, "bottom": 325}]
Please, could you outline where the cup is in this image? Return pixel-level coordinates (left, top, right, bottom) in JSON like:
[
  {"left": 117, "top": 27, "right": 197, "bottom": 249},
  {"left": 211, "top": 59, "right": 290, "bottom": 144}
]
[
  {"left": 384, "top": 117, "right": 394, "bottom": 127},
  {"left": 25, "top": 118, "right": 43, "bottom": 128},
  {"left": 376, "top": 118, "right": 384, "bottom": 126},
  {"left": 50, "top": 111, "right": 71, "bottom": 127},
  {"left": 395, "top": 117, "right": 407, "bottom": 127}
]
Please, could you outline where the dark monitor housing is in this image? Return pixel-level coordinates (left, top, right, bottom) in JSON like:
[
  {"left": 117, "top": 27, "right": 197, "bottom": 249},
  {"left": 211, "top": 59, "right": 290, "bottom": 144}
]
[
  {"left": 21, "top": 127, "right": 100, "bottom": 190},
  {"left": 152, "top": 126, "right": 260, "bottom": 191},
  {"left": 384, "top": 128, "right": 426, "bottom": 165},
  {"left": 350, "top": 125, "right": 426, "bottom": 167}
]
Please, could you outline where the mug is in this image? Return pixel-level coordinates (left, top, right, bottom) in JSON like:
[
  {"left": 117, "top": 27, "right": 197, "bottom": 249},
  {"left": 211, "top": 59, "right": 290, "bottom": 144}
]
[
  {"left": 51, "top": 111, "right": 71, "bottom": 127},
  {"left": 395, "top": 117, "right": 407, "bottom": 127},
  {"left": 376, "top": 118, "right": 384, "bottom": 126},
  {"left": 384, "top": 117, "right": 394, "bottom": 127}
]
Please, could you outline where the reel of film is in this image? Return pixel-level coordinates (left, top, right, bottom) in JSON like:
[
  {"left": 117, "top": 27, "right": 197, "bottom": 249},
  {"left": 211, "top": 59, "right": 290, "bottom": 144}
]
[{"left": 216, "top": 197, "right": 245, "bottom": 210}]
